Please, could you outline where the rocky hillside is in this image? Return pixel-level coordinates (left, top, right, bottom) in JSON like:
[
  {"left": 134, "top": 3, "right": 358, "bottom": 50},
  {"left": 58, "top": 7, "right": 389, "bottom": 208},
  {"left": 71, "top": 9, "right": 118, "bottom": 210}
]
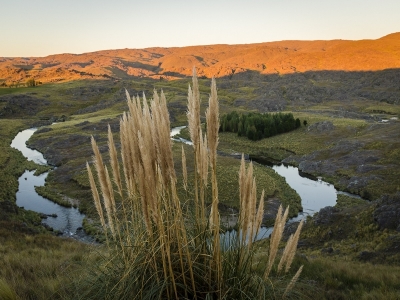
[{"left": 1, "top": 33, "right": 399, "bottom": 84}]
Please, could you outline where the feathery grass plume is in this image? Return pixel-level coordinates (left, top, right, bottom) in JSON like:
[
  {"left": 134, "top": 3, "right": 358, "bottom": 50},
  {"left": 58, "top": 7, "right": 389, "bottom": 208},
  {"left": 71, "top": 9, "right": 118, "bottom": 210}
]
[
  {"left": 103, "top": 165, "right": 117, "bottom": 238},
  {"left": 236, "top": 155, "right": 265, "bottom": 251},
  {"left": 119, "top": 113, "right": 137, "bottom": 199},
  {"left": 238, "top": 156, "right": 252, "bottom": 244},
  {"left": 264, "top": 205, "right": 289, "bottom": 279},
  {"left": 254, "top": 189, "right": 265, "bottom": 238},
  {"left": 284, "top": 219, "right": 304, "bottom": 273},
  {"left": 206, "top": 77, "right": 219, "bottom": 160},
  {"left": 247, "top": 178, "right": 257, "bottom": 244},
  {"left": 104, "top": 164, "right": 117, "bottom": 216},
  {"left": 206, "top": 77, "right": 222, "bottom": 296},
  {"left": 187, "top": 68, "right": 204, "bottom": 224},
  {"left": 206, "top": 78, "right": 219, "bottom": 231},
  {"left": 277, "top": 235, "right": 294, "bottom": 274},
  {"left": 283, "top": 265, "right": 303, "bottom": 299},
  {"left": 198, "top": 132, "right": 209, "bottom": 223},
  {"left": 238, "top": 154, "right": 247, "bottom": 232},
  {"left": 152, "top": 89, "right": 176, "bottom": 185},
  {"left": 108, "top": 124, "right": 123, "bottom": 198},
  {"left": 182, "top": 145, "right": 188, "bottom": 191},
  {"left": 91, "top": 137, "right": 116, "bottom": 238},
  {"left": 136, "top": 132, "right": 153, "bottom": 233},
  {"left": 187, "top": 68, "right": 201, "bottom": 151},
  {"left": 86, "top": 162, "right": 106, "bottom": 232},
  {"left": 276, "top": 220, "right": 304, "bottom": 275},
  {"left": 206, "top": 78, "right": 220, "bottom": 229},
  {"left": 199, "top": 133, "right": 209, "bottom": 187},
  {"left": 85, "top": 68, "right": 305, "bottom": 300}
]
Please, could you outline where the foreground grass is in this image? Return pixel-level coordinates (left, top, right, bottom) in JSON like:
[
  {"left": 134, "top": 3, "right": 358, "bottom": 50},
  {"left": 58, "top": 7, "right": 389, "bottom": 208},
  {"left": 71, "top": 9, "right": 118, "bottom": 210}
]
[
  {"left": 252, "top": 237, "right": 400, "bottom": 299},
  {"left": 1, "top": 226, "right": 398, "bottom": 299},
  {"left": 0, "top": 228, "right": 90, "bottom": 300},
  {"left": 299, "top": 257, "right": 400, "bottom": 299}
]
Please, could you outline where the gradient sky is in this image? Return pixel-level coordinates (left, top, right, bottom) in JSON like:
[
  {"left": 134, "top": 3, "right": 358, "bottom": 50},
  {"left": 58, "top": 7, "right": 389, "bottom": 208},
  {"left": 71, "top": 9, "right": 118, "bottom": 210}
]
[{"left": 1, "top": 0, "right": 399, "bottom": 57}]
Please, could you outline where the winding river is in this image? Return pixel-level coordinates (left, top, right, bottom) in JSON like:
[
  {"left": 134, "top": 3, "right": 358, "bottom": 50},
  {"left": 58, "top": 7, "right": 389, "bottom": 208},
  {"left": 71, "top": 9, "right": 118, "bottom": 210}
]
[
  {"left": 11, "top": 128, "right": 85, "bottom": 237},
  {"left": 11, "top": 125, "right": 359, "bottom": 242}
]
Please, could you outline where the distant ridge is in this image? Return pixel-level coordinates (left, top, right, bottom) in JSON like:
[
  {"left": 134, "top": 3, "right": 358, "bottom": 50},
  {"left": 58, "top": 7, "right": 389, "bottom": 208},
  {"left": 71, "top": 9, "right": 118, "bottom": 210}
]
[{"left": 1, "top": 33, "right": 399, "bottom": 84}]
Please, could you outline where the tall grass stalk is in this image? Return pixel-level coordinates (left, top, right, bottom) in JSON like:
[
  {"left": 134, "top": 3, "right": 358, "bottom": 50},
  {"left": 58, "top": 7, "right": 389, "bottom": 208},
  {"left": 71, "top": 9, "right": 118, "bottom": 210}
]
[{"left": 85, "top": 69, "right": 303, "bottom": 299}]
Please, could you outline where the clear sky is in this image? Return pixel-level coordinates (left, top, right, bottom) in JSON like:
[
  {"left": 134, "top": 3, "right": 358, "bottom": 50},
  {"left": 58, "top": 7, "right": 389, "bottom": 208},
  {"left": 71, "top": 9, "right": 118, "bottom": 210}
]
[{"left": 1, "top": 0, "right": 399, "bottom": 57}]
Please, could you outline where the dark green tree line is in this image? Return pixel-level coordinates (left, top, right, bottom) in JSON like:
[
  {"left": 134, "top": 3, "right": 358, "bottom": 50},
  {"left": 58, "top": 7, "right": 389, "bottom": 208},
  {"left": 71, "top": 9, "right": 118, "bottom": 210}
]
[{"left": 220, "top": 111, "right": 303, "bottom": 141}]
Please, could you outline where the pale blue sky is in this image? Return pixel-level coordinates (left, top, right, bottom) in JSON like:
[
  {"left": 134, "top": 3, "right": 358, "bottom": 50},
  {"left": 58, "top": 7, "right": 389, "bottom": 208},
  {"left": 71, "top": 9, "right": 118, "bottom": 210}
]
[{"left": 1, "top": 0, "right": 399, "bottom": 57}]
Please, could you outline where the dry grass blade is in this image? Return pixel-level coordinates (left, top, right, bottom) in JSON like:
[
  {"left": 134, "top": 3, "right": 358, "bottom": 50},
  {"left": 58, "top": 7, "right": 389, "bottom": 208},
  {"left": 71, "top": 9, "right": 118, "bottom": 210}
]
[
  {"left": 182, "top": 145, "right": 188, "bottom": 191},
  {"left": 283, "top": 265, "right": 303, "bottom": 299}
]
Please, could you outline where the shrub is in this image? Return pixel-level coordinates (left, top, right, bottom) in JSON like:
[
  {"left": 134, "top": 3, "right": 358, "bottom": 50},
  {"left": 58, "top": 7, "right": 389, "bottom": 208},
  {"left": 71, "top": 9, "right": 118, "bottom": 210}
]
[{"left": 83, "top": 69, "right": 304, "bottom": 299}]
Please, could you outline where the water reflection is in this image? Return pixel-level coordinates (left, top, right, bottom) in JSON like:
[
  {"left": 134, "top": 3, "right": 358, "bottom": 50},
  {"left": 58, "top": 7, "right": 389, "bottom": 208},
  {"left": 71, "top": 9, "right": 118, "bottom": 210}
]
[
  {"left": 17, "top": 170, "right": 85, "bottom": 234},
  {"left": 272, "top": 164, "right": 337, "bottom": 216},
  {"left": 11, "top": 129, "right": 47, "bottom": 165},
  {"left": 12, "top": 128, "right": 85, "bottom": 235}
]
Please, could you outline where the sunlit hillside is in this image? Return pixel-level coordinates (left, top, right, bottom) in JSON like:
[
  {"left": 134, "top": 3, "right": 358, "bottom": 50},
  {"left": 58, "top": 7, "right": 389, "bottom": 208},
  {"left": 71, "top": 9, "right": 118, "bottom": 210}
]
[{"left": 0, "top": 33, "right": 399, "bottom": 85}]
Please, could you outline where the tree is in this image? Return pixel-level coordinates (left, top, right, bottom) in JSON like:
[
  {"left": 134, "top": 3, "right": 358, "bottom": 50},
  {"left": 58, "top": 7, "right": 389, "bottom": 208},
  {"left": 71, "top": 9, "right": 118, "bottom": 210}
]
[
  {"left": 303, "top": 120, "right": 308, "bottom": 126},
  {"left": 295, "top": 118, "right": 301, "bottom": 128},
  {"left": 26, "top": 78, "right": 36, "bottom": 87}
]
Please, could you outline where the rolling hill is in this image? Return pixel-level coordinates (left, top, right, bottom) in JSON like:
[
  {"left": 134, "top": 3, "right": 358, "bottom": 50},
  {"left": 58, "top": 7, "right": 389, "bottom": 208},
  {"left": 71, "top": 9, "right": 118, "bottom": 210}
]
[{"left": 0, "top": 32, "right": 399, "bottom": 84}]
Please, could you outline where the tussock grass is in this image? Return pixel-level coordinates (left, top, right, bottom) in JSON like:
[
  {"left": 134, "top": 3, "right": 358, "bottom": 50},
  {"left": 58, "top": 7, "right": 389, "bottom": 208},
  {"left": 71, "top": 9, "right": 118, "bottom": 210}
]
[{"left": 83, "top": 70, "right": 305, "bottom": 299}]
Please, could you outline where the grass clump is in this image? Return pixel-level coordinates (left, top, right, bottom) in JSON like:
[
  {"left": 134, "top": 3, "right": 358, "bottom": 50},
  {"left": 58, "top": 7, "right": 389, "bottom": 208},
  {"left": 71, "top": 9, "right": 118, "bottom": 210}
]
[{"left": 82, "top": 70, "right": 304, "bottom": 299}]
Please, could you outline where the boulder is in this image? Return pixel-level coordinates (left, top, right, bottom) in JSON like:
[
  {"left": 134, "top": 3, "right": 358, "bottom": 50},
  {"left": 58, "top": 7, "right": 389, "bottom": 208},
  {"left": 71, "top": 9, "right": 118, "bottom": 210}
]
[{"left": 313, "top": 206, "right": 340, "bottom": 225}]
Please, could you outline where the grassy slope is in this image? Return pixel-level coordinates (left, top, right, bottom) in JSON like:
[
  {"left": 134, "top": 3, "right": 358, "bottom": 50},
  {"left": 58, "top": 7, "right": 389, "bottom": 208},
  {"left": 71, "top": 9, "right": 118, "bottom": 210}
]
[{"left": 0, "top": 228, "right": 90, "bottom": 300}]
